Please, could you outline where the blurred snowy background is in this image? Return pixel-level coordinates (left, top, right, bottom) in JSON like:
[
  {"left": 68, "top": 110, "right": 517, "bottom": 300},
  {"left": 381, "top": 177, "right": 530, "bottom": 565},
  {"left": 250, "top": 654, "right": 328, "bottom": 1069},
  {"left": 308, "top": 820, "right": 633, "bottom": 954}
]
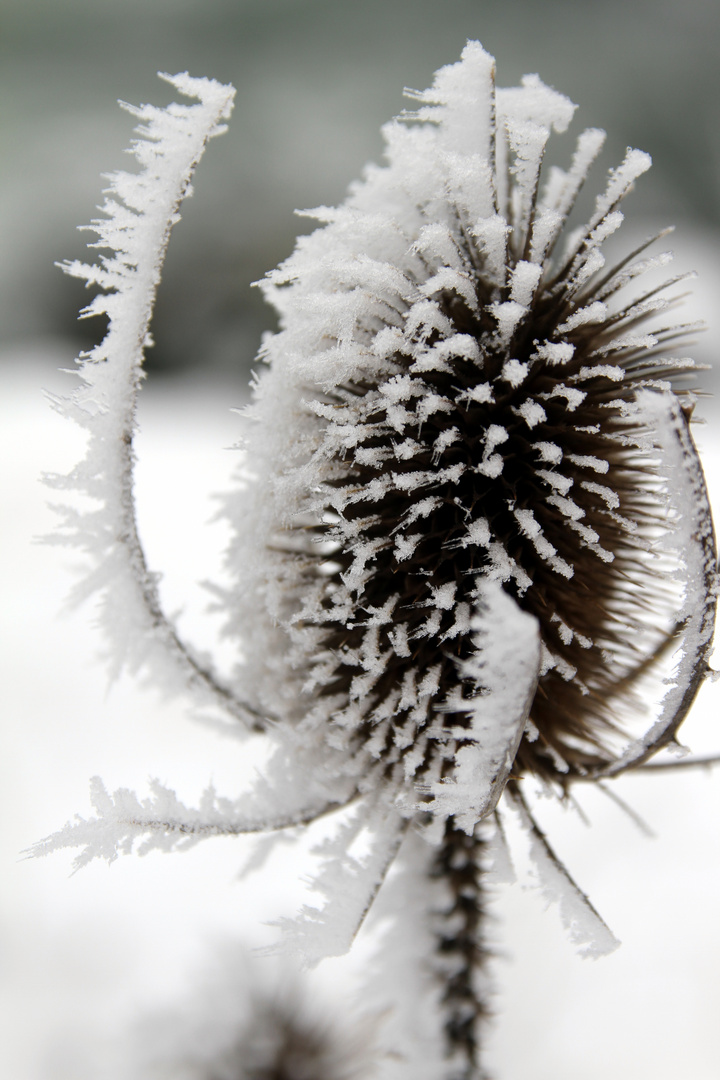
[
  {"left": 2, "top": 0, "right": 720, "bottom": 381},
  {"left": 2, "top": 1, "right": 720, "bottom": 1077}
]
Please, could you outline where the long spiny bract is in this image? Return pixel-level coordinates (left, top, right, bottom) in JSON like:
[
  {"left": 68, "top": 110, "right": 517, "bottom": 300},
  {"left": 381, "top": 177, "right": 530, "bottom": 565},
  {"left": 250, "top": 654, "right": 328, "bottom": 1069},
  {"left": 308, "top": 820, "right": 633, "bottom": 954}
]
[{"left": 45, "top": 73, "right": 266, "bottom": 727}]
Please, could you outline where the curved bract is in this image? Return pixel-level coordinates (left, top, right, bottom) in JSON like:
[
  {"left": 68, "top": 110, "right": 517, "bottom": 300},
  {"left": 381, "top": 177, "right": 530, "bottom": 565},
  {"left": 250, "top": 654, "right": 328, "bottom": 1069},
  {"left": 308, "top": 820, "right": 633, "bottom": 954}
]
[{"left": 46, "top": 72, "right": 265, "bottom": 728}]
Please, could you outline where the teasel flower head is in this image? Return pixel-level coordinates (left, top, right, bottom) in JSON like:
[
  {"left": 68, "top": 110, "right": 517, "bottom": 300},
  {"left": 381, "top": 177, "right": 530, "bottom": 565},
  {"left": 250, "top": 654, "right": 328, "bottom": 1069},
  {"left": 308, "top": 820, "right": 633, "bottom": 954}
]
[
  {"left": 227, "top": 40, "right": 716, "bottom": 834},
  {"left": 36, "top": 43, "right": 717, "bottom": 984},
  {"left": 32, "top": 43, "right": 720, "bottom": 1080}
]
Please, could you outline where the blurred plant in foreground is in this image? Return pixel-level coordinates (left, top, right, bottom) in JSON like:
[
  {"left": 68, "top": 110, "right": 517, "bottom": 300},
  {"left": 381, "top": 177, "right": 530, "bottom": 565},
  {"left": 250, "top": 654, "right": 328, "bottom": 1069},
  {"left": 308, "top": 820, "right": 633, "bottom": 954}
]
[
  {"left": 33, "top": 43, "right": 717, "bottom": 1079},
  {"left": 133, "top": 947, "right": 375, "bottom": 1080}
]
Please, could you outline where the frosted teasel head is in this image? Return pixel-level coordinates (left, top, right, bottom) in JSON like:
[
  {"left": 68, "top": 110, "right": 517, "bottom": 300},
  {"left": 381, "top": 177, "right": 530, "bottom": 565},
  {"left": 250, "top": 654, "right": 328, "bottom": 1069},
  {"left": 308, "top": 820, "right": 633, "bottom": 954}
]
[
  {"left": 230, "top": 40, "right": 717, "bottom": 826},
  {"left": 35, "top": 46, "right": 717, "bottom": 966}
]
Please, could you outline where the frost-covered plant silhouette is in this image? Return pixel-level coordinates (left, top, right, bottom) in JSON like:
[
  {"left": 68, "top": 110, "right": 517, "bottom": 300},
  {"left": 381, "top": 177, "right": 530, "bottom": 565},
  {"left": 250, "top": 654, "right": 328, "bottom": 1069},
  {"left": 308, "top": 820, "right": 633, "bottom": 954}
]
[{"left": 35, "top": 43, "right": 718, "bottom": 1079}]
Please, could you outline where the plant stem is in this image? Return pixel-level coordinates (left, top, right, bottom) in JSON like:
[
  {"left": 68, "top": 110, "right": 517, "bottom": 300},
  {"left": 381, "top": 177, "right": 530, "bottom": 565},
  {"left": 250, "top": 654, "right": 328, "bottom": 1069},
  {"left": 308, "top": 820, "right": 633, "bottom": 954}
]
[{"left": 431, "top": 822, "right": 491, "bottom": 1080}]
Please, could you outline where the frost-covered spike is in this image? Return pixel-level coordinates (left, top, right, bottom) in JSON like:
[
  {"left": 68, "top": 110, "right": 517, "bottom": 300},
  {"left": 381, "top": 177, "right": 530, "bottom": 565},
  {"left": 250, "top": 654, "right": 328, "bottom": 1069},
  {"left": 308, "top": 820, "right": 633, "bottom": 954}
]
[
  {"left": 528, "top": 206, "right": 563, "bottom": 266},
  {"left": 537, "top": 469, "right": 573, "bottom": 495},
  {"left": 569, "top": 364, "right": 624, "bottom": 385},
  {"left": 423, "top": 583, "right": 541, "bottom": 832},
  {"left": 535, "top": 127, "right": 606, "bottom": 261},
  {"left": 497, "top": 72, "right": 576, "bottom": 134},
  {"left": 406, "top": 39, "right": 496, "bottom": 167},
  {"left": 509, "top": 259, "right": 543, "bottom": 307},
  {"left": 47, "top": 73, "right": 265, "bottom": 726},
  {"left": 318, "top": 253, "right": 418, "bottom": 310},
  {"left": 556, "top": 300, "right": 607, "bottom": 333},
  {"left": 421, "top": 266, "right": 479, "bottom": 312},
  {"left": 514, "top": 508, "right": 574, "bottom": 577},
  {"left": 505, "top": 118, "right": 551, "bottom": 251},
  {"left": 489, "top": 299, "right": 527, "bottom": 344},
  {"left": 588, "top": 332, "right": 658, "bottom": 359},
  {"left": 580, "top": 480, "right": 620, "bottom": 510},
  {"left": 565, "top": 453, "right": 610, "bottom": 475},
  {"left": 27, "top": 776, "right": 351, "bottom": 872},
  {"left": 597, "top": 390, "right": 717, "bottom": 778},
  {"left": 560, "top": 147, "right": 652, "bottom": 273},
  {"left": 590, "top": 148, "right": 652, "bottom": 231},
  {"left": 514, "top": 399, "right": 548, "bottom": 430},
  {"left": 583, "top": 228, "right": 674, "bottom": 303},
  {"left": 546, "top": 494, "right": 584, "bottom": 521},
  {"left": 505, "top": 785, "right": 621, "bottom": 958},
  {"left": 550, "top": 612, "right": 593, "bottom": 651},
  {"left": 567, "top": 519, "right": 614, "bottom": 563},
  {"left": 496, "top": 73, "right": 575, "bottom": 240},
  {"left": 538, "top": 383, "right": 585, "bottom": 411},
  {"left": 472, "top": 214, "right": 511, "bottom": 286},
  {"left": 535, "top": 442, "right": 561, "bottom": 468},
  {"left": 273, "top": 798, "right": 408, "bottom": 965},
  {"left": 412, "top": 221, "right": 472, "bottom": 273},
  {"left": 604, "top": 291, "right": 675, "bottom": 332},
  {"left": 404, "top": 297, "right": 455, "bottom": 341},
  {"left": 533, "top": 341, "right": 575, "bottom": 365},
  {"left": 561, "top": 246, "right": 607, "bottom": 297}
]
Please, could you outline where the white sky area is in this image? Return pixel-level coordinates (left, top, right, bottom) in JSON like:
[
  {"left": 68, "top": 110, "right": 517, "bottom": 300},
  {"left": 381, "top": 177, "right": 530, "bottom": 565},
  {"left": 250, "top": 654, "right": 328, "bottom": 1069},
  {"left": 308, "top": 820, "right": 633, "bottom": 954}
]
[{"left": 2, "top": 227, "right": 720, "bottom": 1078}]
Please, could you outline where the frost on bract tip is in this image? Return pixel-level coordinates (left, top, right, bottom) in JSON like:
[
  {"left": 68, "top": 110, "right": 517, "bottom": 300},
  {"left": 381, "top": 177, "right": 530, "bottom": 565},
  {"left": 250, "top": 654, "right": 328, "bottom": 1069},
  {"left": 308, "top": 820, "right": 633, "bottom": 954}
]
[{"left": 37, "top": 42, "right": 716, "bottom": 985}]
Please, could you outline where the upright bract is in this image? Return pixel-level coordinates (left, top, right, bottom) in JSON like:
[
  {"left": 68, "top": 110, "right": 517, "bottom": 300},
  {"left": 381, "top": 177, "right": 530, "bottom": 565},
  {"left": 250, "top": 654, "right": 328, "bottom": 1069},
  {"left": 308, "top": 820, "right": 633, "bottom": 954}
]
[{"left": 36, "top": 43, "right": 717, "bottom": 1080}]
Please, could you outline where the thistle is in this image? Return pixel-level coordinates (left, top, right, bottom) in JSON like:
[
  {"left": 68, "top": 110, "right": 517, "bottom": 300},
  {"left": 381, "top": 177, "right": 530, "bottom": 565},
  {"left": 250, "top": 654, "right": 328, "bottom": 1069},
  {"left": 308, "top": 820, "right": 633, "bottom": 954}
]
[{"left": 36, "top": 43, "right": 717, "bottom": 1080}]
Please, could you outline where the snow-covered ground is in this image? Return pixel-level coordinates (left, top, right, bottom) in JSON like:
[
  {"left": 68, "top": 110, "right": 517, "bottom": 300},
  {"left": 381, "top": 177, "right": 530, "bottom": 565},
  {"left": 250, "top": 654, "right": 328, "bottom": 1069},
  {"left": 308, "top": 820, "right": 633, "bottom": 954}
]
[{"left": 3, "top": 311, "right": 720, "bottom": 1077}]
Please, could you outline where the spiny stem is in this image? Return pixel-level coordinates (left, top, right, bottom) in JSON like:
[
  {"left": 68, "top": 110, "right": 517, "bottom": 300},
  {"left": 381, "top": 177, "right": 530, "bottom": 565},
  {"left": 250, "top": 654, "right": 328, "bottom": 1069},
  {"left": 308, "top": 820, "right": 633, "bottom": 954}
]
[{"left": 430, "top": 822, "right": 492, "bottom": 1080}]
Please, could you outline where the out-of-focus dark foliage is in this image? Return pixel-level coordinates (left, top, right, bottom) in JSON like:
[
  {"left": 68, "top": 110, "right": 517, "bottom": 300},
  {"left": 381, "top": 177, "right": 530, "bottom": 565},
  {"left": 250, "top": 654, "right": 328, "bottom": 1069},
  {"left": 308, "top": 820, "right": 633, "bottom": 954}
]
[{"left": 2, "top": 0, "right": 718, "bottom": 377}]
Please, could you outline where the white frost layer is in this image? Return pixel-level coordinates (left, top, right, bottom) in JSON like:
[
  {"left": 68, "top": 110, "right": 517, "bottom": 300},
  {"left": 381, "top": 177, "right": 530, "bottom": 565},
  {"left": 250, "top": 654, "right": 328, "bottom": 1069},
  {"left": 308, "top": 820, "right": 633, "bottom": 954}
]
[
  {"left": 425, "top": 582, "right": 540, "bottom": 833},
  {"left": 273, "top": 796, "right": 407, "bottom": 966},
  {"left": 502, "top": 791, "right": 621, "bottom": 959}
]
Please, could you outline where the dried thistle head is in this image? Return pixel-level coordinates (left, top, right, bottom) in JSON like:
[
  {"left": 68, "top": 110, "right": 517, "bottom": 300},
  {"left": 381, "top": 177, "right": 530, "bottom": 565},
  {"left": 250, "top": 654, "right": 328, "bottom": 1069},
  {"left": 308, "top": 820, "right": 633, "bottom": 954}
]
[{"left": 228, "top": 40, "right": 716, "bottom": 829}]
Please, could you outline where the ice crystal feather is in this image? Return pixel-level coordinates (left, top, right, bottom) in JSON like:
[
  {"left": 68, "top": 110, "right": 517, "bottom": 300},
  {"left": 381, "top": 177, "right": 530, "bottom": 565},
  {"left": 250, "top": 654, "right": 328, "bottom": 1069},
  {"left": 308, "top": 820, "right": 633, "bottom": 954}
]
[{"left": 34, "top": 42, "right": 719, "bottom": 1080}]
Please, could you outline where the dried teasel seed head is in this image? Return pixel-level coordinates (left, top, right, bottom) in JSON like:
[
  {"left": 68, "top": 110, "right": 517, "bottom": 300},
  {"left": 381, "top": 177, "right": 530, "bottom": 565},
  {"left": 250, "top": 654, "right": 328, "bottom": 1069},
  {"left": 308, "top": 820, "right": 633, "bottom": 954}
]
[{"left": 225, "top": 41, "right": 716, "bottom": 834}]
